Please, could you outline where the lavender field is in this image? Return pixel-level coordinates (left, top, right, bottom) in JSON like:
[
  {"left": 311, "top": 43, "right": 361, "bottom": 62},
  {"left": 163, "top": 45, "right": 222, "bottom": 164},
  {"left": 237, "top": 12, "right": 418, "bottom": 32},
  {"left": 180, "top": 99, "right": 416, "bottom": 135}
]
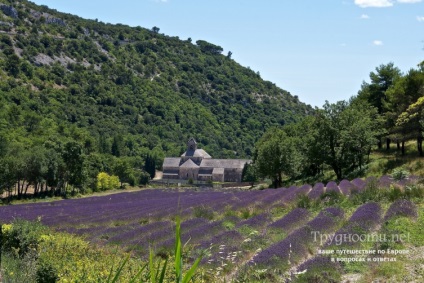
[{"left": 0, "top": 175, "right": 422, "bottom": 281}]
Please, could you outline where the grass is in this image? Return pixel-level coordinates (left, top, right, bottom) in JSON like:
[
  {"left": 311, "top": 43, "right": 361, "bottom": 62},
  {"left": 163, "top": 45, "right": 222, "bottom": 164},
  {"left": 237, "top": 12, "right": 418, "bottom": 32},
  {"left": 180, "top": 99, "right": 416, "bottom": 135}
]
[
  {"left": 0, "top": 217, "right": 205, "bottom": 283},
  {"left": 1, "top": 148, "right": 423, "bottom": 282},
  {"left": 367, "top": 141, "right": 424, "bottom": 177}
]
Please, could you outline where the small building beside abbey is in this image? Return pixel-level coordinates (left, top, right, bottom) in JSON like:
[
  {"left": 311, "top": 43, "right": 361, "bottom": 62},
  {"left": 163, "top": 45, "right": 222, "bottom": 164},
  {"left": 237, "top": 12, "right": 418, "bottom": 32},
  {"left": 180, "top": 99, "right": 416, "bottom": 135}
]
[{"left": 162, "top": 138, "right": 250, "bottom": 182}]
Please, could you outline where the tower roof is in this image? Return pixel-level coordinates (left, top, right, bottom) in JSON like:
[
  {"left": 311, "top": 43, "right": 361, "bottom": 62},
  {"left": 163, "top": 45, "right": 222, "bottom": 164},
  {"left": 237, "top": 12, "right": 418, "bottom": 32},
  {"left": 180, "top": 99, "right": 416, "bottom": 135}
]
[{"left": 181, "top": 149, "right": 211, "bottom": 158}]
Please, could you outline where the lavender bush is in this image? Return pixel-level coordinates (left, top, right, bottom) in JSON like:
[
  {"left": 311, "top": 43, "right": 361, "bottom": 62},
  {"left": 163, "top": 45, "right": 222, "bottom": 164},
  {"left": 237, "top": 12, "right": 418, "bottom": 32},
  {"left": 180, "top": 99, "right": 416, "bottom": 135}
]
[
  {"left": 325, "top": 181, "right": 340, "bottom": 194},
  {"left": 268, "top": 208, "right": 310, "bottom": 232},
  {"left": 351, "top": 178, "right": 366, "bottom": 192},
  {"left": 308, "top": 183, "right": 325, "bottom": 199},
  {"left": 326, "top": 202, "right": 382, "bottom": 247},
  {"left": 384, "top": 199, "right": 418, "bottom": 221},
  {"left": 339, "top": 179, "right": 354, "bottom": 195}
]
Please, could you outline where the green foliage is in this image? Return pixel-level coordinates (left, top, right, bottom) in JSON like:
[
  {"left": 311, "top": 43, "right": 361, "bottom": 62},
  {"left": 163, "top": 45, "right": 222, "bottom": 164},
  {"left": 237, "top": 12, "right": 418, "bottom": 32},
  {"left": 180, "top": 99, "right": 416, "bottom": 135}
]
[
  {"left": 144, "top": 154, "right": 156, "bottom": 179},
  {"left": 391, "top": 167, "right": 409, "bottom": 181},
  {"left": 254, "top": 99, "right": 382, "bottom": 182},
  {"left": 296, "top": 194, "right": 311, "bottom": 209},
  {"left": 295, "top": 267, "right": 342, "bottom": 283},
  {"left": 313, "top": 100, "right": 383, "bottom": 179},
  {"left": 196, "top": 40, "right": 223, "bottom": 55},
  {"left": 96, "top": 172, "right": 120, "bottom": 191},
  {"left": 320, "top": 191, "right": 345, "bottom": 206},
  {"left": 242, "top": 162, "right": 258, "bottom": 183},
  {"left": 254, "top": 128, "right": 303, "bottom": 187},
  {"left": 1, "top": 218, "right": 206, "bottom": 283},
  {"left": 0, "top": 0, "right": 309, "bottom": 201},
  {"left": 175, "top": 216, "right": 204, "bottom": 283},
  {"left": 1, "top": 219, "right": 47, "bottom": 257},
  {"left": 193, "top": 205, "right": 215, "bottom": 220},
  {"left": 350, "top": 179, "right": 383, "bottom": 204}
]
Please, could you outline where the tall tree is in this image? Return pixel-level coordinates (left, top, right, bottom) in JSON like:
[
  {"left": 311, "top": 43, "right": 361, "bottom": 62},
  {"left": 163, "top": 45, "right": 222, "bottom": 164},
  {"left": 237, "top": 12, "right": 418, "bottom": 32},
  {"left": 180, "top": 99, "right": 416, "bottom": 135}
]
[
  {"left": 144, "top": 154, "right": 156, "bottom": 179},
  {"left": 386, "top": 66, "right": 424, "bottom": 155},
  {"left": 62, "top": 141, "right": 85, "bottom": 194},
  {"left": 254, "top": 128, "right": 302, "bottom": 188},
  {"left": 357, "top": 63, "right": 401, "bottom": 148},
  {"left": 313, "top": 100, "right": 382, "bottom": 179}
]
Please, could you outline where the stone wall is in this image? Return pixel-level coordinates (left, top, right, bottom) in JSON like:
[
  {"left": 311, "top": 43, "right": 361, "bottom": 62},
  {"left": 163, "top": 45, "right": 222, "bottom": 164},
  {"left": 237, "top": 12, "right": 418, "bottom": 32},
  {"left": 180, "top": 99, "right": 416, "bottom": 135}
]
[
  {"left": 223, "top": 168, "right": 243, "bottom": 182},
  {"left": 179, "top": 167, "right": 199, "bottom": 180}
]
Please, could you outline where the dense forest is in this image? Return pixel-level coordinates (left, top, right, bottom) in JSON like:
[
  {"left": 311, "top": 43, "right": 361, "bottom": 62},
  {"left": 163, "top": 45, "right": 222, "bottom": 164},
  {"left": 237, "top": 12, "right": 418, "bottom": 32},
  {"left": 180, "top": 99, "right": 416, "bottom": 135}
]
[{"left": 0, "top": 0, "right": 311, "bottom": 197}]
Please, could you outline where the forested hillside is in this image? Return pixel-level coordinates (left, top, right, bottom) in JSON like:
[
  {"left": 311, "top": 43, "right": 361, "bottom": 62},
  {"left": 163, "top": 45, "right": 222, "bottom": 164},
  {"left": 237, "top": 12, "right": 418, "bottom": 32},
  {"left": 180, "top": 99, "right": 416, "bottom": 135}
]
[{"left": 0, "top": 1, "right": 310, "bottom": 195}]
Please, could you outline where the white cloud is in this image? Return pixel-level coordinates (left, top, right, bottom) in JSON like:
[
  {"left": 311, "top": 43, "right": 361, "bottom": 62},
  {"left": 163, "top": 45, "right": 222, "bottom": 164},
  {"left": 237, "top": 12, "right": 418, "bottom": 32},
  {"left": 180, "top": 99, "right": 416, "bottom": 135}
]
[
  {"left": 397, "top": 0, "right": 422, "bottom": 3},
  {"left": 417, "top": 16, "right": 424, "bottom": 21},
  {"left": 361, "top": 14, "right": 370, "bottom": 19},
  {"left": 354, "top": 0, "right": 393, "bottom": 7},
  {"left": 373, "top": 40, "right": 384, "bottom": 45},
  {"left": 355, "top": 0, "right": 422, "bottom": 7}
]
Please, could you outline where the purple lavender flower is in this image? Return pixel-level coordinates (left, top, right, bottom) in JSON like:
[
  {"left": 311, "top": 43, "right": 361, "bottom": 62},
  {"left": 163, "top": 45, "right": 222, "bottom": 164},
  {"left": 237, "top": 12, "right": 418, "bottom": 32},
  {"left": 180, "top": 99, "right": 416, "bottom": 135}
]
[
  {"left": 351, "top": 178, "right": 366, "bottom": 193},
  {"left": 237, "top": 212, "right": 271, "bottom": 228},
  {"left": 308, "top": 207, "right": 344, "bottom": 232},
  {"left": 384, "top": 199, "right": 418, "bottom": 221},
  {"left": 326, "top": 202, "right": 382, "bottom": 247},
  {"left": 339, "top": 179, "right": 354, "bottom": 196},
  {"left": 325, "top": 181, "right": 340, "bottom": 194},
  {"left": 378, "top": 175, "right": 393, "bottom": 188},
  {"left": 268, "top": 208, "right": 310, "bottom": 232},
  {"left": 252, "top": 226, "right": 311, "bottom": 265},
  {"left": 308, "top": 183, "right": 325, "bottom": 199}
]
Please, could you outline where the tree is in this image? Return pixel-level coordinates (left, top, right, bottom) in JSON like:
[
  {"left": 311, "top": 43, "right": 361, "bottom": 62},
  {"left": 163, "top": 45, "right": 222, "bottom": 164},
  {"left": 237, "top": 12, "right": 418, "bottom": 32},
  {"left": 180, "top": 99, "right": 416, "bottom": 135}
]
[
  {"left": 111, "top": 136, "right": 122, "bottom": 157},
  {"left": 396, "top": 96, "right": 424, "bottom": 156},
  {"left": 152, "top": 26, "right": 160, "bottom": 34},
  {"left": 358, "top": 63, "right": 401, "bottom": 114},
  {"left": 313, "top": 100, "right": 382, "bottom": 179},
  {"left": 23, "top": 147, "right": 48, "bottom": 197},
  {"left": 357, "top": 63, "right": 401, "bottom": 148},
  {"left": 196, "top": 40, "right": 223, "bottom": 55},
  {"left": 5, "top": 54, "right": 20, "bottom": 77},
  {"left": 254, "top": 128, "right": 302, "bottom": 188},
  {"left": 144, "top": 154, "right": 156, "bottom": 179},
  {"left": 62, "top": 141, "right": 85, "bottom": 194},
  {"left": 386, "top": 67, "right": 424, "bottom": 155},
  {"left": 0, "top": 156, "right": 17, "bottom": 199},
  {"left": 113, "top": 159, "right": 133, "bottom": 187},
  {"left": 241, "top": 162, "right": 258, "bottom": 184}
]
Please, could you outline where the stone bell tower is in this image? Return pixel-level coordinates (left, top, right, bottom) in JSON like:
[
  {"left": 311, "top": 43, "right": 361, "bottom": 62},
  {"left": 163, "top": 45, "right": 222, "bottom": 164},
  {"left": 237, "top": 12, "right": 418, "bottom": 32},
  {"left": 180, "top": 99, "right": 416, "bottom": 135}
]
[{"left": 187, "top": 137, "right": 197, "bottom": 150}]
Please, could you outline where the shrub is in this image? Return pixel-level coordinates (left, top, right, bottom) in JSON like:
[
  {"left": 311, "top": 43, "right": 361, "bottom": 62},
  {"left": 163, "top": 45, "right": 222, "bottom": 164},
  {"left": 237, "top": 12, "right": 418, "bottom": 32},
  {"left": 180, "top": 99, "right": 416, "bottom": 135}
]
[
  {"left": 1, "top": 219, "right": 47, "bottom": 257},
  {"left": 391, "top": 167, "right": 409, "bottom": 181},
  {"left": 296, "top": 194, "right": 311, "bottom": 209},
  {"left": 193, "top": 206, "right": 215, "bottom": 220},
  {"left": 96, "top": 172, "right": 120, "bottom": 191},
  {"left": 388, "top": 186, "right": 403, "bottom": 201}
]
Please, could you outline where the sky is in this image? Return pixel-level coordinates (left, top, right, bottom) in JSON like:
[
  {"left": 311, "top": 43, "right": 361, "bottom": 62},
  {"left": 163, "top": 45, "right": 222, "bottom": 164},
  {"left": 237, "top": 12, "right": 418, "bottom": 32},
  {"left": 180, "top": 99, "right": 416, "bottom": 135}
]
[{"left": 30, "top": 0, "right": 424, "bottom": 107}]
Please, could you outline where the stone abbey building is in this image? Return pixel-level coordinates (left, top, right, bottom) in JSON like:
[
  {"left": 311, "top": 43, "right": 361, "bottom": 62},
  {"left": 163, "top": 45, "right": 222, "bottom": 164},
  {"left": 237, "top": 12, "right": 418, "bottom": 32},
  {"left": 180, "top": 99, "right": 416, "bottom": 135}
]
[{"left": 162, "top": 138, "right": 250, "bottom": 182}]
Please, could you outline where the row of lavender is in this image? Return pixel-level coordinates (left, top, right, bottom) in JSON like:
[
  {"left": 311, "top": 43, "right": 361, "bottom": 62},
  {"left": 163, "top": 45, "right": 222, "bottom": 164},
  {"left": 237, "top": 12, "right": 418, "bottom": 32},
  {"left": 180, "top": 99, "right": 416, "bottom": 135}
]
[
  {"left": 0, "top": 175, "right": 412, "bottom": 226},
  {"left": 295, "top": 199, "right": 418, "bottom": 277},
  {"left": 309, "top": 175, "right": 419, "bottom": 199},
  {"left": 0, "top": 175, "right": 418, "bottom": 271},
  {"left": 0, "top": 187, "right": 302, "bottom": 250}
]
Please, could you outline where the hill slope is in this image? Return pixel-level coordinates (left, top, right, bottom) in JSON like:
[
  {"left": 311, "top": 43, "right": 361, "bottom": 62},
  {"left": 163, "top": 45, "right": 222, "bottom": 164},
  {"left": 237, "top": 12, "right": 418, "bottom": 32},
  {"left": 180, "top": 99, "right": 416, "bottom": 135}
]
[{"left": 0, "top": 0, "right": 311, "bottom": 161}]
